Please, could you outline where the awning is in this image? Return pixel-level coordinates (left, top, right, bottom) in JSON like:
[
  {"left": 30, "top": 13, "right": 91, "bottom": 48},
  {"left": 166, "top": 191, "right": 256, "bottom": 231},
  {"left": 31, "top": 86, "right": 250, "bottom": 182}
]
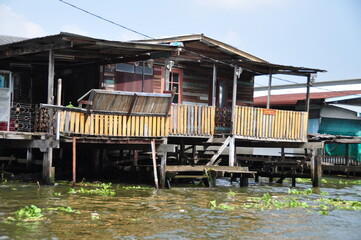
[{"left": 78, "top": 89, "right": 173, "bottom": 116}]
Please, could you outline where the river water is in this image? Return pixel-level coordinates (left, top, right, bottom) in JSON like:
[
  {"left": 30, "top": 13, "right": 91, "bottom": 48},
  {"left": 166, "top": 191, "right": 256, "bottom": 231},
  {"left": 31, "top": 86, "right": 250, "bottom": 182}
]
[{"left": 1, "top": 177, "right": 361, "bottom": 239}]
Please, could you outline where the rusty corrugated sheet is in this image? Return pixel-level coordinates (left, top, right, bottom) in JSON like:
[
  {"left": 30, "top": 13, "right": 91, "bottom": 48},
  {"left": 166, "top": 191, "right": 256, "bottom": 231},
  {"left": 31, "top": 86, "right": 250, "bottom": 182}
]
[{"left": 78, "top": 89, "right": 172, "bottom": 115}]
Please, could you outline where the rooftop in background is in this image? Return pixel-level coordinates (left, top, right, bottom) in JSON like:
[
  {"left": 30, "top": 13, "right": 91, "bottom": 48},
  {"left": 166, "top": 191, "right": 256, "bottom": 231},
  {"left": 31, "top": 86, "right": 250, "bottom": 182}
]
[
  {"left": 135, "top": 34, "right": 326, "bottom": 76},
  {"left": 0, "top": 35, "right": 28, "bottom": 46},
  {"left": 254, "top": 90, "right": 361, "bottom": 107}
]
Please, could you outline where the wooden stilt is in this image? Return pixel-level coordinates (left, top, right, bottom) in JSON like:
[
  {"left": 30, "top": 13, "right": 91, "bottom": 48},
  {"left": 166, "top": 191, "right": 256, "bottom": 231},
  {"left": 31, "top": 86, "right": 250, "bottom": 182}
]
[
  {"left": 160, "top": 139, "right": 168, "bottom": 189},
  {"left": 151, "top": 140, "right": 159, "bottom": 189},
  {"left": 207, "top": 170, "right": 217, "bottom": 187},
  {"left": 72, "top": 136, "right": 76, "bottom": 185},
  {"left": 311, "top": 149, "right": 322, "bottom": 187},
  {"left": 229, "top": 137, "right": 236, "bottom": 166},
  {"left": 42, "top": 148, "right": 53, "bottom": 184},
  {"left": 240, "top": 174, "right": 249, "bottom": 187},
  {"left": 345, "top": 144, "right": 350, "bottom": 178},
  {"left": 292, "top": 177, "right": 296, "bottom": 187},
  {"left": 255, "top": 174, "right": 259, "bottom": 183}
]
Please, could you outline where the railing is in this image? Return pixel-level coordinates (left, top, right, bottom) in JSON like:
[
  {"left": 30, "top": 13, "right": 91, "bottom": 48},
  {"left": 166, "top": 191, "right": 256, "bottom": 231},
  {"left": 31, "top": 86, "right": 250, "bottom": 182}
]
[
  {"left": 233, "top": 106, "right": 308, "bottom": 142},
  {"left": 169, "top": 104, "right": 215, "bottom": 136},
  {"left": 322, "top": 156, "right": 361, "bottom": 166},
  {"left": 38, "top": 105, "right": 169, "bottom": 137}
]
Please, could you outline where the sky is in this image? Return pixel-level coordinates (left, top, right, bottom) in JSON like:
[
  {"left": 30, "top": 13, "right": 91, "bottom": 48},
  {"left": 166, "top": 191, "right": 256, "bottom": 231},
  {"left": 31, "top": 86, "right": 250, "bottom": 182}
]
[{"left": 1, "top": 0, "right": 361, "bottom": 92}]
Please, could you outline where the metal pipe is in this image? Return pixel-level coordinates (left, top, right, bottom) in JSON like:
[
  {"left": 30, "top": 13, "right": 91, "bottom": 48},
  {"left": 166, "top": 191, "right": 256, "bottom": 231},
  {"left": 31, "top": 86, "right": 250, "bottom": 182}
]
[
  {"left": 56, "top": 78, "right": 62, "bottom": 140},
  {"left": 266, "top": 69, "right": 272, "bottom": 109},
  {"left": 72, "top": 136, "right": 76, "bottom": 185},
  {"left": 212, "top": 64, "right": 217, "bottom": 107},
  {"left": 305, "top": 74, "right": 311, "bottom": 113}
]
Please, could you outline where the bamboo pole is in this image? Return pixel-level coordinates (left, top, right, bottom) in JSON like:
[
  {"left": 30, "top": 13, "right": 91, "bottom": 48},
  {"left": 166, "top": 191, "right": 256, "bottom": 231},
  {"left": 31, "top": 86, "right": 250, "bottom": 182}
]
[{"left": 151, "top": 139, "right": 159, "bottom": 189}]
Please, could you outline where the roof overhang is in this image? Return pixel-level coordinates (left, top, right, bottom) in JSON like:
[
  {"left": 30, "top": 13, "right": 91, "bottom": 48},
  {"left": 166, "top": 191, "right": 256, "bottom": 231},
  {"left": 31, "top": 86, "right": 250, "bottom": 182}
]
[
  {"left": 329, "top": 104, "right": 361, "bottom": 117},
  {"left": 134, "top": 34, "right": 326, "bottom": 76},
  {"left": 0, "top": 32, "right": 177, "bottom": 67}
]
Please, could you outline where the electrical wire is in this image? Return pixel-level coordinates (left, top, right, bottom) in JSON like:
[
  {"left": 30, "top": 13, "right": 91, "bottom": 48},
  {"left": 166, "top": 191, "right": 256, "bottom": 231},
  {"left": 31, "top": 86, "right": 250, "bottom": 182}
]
[{"left": 58, "top": 0, "right": 153, "bottom": 39}]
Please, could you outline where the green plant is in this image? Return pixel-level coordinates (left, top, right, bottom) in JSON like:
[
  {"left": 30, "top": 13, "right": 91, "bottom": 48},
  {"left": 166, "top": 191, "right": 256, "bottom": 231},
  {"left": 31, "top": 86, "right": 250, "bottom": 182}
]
[
  {"left": 15, "top": 205, "right": 44, "bottom": 220},
  {"left": 288, "top": 188, "right": 313, "bottom": 196},
  {"left": 121, "top": 185, "right": 154, "bottom": 190},
  {"left": 69, "top": 183, "right": 115, "bottom": 196},
  {"left": 47, "top": 206, "right": 79, "bottom": 214},
  {"left": 54, "top": 192, "right": 62, "bottom": 196},
  {"left": 208, "top": 200, "right": 235, "bottom": 211},
  {"left": 227, "top": 190, "right": 237, "bottom": 196}
]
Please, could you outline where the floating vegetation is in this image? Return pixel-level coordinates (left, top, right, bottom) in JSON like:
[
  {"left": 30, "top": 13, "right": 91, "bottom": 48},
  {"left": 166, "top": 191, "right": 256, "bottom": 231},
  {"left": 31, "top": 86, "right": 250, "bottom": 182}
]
[
  {"left": 54, "top": 192, "right": 62, "bottom": 196},
  {"left": 91, "top": 212, "right": 100, "bottom": 220},
  {"left": 295, "top": 178, "right": 312, "bottom": 183},
  {"left": 288, "top": 188, "right": 313, "bottom": 196},
  {"left": 316, "top": 197, "right": 361, "bottom": 211},
  {"left": 243, "top": 193, "right": 309, "bottom": 210},
  {"left": 47, "top": 206, "right": 79, "bottom": 214},
  {"left": 338, "top": 179, "right": 361, "bottom": 185},
  {"left": 121, "top": 185, "right": 154, "bottom": 190},
  {"left": 208, "top": 200, "right": 235, "bottom": 211},
  {"left": 227, "top": 190, "right": 237, "bottom": 196},
  {"left": 11, "top": 205, "right": 44, "bottom": 221},
  {"left": 68, "top": 183, "right": 115, "bottom": 196}
]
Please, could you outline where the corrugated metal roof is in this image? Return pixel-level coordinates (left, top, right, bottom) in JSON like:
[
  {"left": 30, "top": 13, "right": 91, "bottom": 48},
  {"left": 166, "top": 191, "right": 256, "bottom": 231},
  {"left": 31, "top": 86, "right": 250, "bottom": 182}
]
[
  {"left": 0, "top": 35, "right": 27, "bottom": 46},
  {"left": 329, "top": 104, "right": 361, "bottom": 116},
  {"left": 134, "top": 34, "right": 266, "bottom": 62},
  {"left": 254, "top": 90, "right": 361, "bottom": 107},
  {"left": 78, "top": 89, "right": 173, "bottom": 115}
]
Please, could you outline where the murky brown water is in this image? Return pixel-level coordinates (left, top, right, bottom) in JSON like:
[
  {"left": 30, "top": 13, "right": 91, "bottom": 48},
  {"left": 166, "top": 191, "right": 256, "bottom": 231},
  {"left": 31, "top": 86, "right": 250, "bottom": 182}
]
[{"left": 1, "top": 177, "right": 361, "bottom": 239}]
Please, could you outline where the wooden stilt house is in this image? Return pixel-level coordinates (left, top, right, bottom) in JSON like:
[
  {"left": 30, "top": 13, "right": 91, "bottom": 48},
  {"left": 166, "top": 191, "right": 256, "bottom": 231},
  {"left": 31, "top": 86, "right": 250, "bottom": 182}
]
[{"left": 0, "top": 33, "right": 326, "bottom": 187}]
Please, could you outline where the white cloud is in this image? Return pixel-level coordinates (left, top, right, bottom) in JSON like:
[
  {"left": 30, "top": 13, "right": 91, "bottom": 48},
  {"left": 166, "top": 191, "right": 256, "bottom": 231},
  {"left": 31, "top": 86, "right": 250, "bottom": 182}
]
[
  {"left": 0, "top": 4, "right": 47, "bottom": 38},
  {"left": 194, "top": 0, "right": 287, "bottom": 10},
  {"left": 60, "top": 24, "right": 89, "bottom": 36}
]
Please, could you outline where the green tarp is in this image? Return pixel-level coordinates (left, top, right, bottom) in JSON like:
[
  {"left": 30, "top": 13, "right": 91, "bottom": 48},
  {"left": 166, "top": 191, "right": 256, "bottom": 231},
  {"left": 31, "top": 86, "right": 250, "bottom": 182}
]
[{"left": 318, "top": 118, "right": 361, "bottom": 161}]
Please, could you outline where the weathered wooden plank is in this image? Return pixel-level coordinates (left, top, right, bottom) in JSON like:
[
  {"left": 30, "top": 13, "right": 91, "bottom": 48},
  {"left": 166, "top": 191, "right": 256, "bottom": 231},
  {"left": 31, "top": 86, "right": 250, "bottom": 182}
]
[
  {"left": 109, "top": 115, "right": 113, "bottom": 136},
  {"left": 139, "top": 116, "right": 144, "bottom": 136},
  {"left": 165, "top": 165, "right": 253, "bottom": 173},
  {"left": 104, "top": 115, "right": 109, "bottom": 136}
]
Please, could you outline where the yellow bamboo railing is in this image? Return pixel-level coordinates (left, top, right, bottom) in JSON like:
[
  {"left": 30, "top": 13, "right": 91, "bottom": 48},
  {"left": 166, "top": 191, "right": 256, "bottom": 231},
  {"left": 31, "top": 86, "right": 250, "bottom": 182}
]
[
  {"left": 59, "top": 110, "right": 169, "bottom": 137},
  {"left": 169, "top": 104, "right": 215, "bottom": 136},
  {"left": 233, "top": 106, "right": 308, "bottom": 142}
]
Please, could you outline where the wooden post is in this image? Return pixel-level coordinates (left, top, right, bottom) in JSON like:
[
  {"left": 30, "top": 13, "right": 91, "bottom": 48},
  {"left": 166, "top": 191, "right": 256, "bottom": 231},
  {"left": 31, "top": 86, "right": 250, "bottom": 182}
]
[
  {"left": 229, "top": 137, "right": 236, "bottom": 166},
  {"left": 345, "top": 144, "right": 350, "bottom": 177},
  {"left": 151, "top": 139, "right": 159, "bottom": 189},
  {"left": 240, "top": 174, "right": 249, "bottom": 187},
  {"left": 305, "top": 74, "right": 311, "bottom": 113},
  {"left": 48, "top": 50, "right": 55, "bottom": 105},
  {"left": 266, "top": 68, "right": 272, "bottom": 109},
  {"left": 292, "top": 177, "right": 296, "bottom": 187},
  {"left": 42, "top": 50, "right": 55, "bottom": 184},
  {"left": 72, "top": 136, "right": 76, "bottom": 185},
  {"left": 212, "top": 64, "right": 217, "bottom": 107},
  {"left": 310, "top": 148, "right": 322, "bottom": 187},
  {"left": 230, "top": 66, "right": 241, "bottom": 166},
  {"left": 160, "top": 139, "right": 168, "bottom": 188}
]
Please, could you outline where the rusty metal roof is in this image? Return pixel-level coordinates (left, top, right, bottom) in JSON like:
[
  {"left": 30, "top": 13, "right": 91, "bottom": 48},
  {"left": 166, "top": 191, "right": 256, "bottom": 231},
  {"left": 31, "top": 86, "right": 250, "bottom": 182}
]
[
  {"left": 78, "top": 89, "right": 173, "bottom": 116},
  {"left": 0, "top": 32, "right": 177, "bottom": 66}
]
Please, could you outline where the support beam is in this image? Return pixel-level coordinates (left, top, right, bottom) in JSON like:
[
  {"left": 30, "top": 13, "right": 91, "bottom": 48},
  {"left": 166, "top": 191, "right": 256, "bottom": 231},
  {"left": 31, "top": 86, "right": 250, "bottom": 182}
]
[
  {"left": 229, "top": 137, "right": 236, "bottom": 166},
  {"left": 48, "top": 50, "right": 55, "bottom": 105},
  {"left": 266, "top": 68, "right": 272, "bottom": 109},
  {"left": 212, "top": 64, "right": 217, "bottom": 107},
  {"left": 159, "top": 139, "right": 168, "bottom": 188},
  {"left": 72, "top": 137, "right": 76, "bottom": 185},
  {"left": 42, "top": 148, "right": 53, "bottom": 184},
  {"left": 310, "top": 149, "right": 322, "bottom": 187},
  {"left": 240, "top": 174, "right": 249, "bottom": 187}
]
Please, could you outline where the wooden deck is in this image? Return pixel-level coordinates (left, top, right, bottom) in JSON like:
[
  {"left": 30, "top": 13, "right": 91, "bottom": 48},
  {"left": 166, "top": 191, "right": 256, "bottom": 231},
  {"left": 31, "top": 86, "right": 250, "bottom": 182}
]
[{"left": 165, "top": 165, "right": 256, "bottom": 174}]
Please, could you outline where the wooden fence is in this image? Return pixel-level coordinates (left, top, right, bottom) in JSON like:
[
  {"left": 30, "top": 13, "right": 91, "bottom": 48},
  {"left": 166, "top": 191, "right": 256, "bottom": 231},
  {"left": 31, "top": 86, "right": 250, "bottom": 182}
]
[
  {"left": 58, "top": 110, "right": 169, "bottom": 137},
  {"left": 169, "top": 104, "right": 215, "bottom": 136},
  {"left": 233, "top": 106, "right": 308, "bottom": 142},
  {"left": 322, "top": 156, "right": 361, "bottom": 166}
]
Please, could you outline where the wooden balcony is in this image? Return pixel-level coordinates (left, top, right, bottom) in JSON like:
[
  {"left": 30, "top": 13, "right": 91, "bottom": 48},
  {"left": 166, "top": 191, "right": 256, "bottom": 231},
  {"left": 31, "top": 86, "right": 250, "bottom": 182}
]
[
  {"left": 233, "top": 106, "right": 308, "bottom": 142},
  {"left": 169, "top": 104, "right": 215, "bottom": 136},
  {"left": 33, "top": 103, "right": 308, "bottom": 142}
]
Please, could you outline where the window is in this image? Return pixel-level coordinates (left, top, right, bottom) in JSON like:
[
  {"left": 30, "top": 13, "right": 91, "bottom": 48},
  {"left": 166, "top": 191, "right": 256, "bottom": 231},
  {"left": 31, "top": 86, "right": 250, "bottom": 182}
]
[
  {"left": 0, "top": 71, "right": 10, "bottom": 88},
  {"left": 116, "top": 63, "right": 153, "bottom": 75},
  {"left": 169, "top": 71, "right": 182, "bottom": 103}
]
